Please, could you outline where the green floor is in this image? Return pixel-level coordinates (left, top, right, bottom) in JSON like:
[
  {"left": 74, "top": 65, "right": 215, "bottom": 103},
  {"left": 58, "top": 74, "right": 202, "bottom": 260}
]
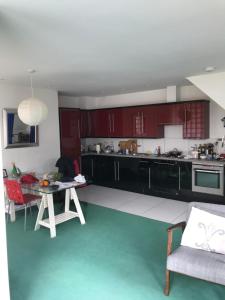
[{"left": 6, "top": 203, "right": 225, "bottom": 300}]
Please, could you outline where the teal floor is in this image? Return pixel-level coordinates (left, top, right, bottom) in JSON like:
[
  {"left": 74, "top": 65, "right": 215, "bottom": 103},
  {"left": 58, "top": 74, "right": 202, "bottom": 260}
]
[{"left": 7, "top": 202, "right": 225, "bottom": 300}]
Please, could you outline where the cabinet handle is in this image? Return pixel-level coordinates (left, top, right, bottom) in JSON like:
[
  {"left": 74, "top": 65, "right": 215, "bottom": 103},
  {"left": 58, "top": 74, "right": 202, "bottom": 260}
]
[
  {"left": 184, "top": 109, "right": 187, "bottom": 130},
  {"left": 148, "top": 167, "right": 151, "bottom": 189},
  {"left": 109, "top": 114, "right": 111, "bottom": 133},
  {"left": 114, "top": 161, "right": 117, "bottom": 181},
  {"left": 78, "top": 120, "right": 80, "bottom": 138},
  {"left": 141, "top": 112, "right": 144, "bottom": 134},
  {"left": 91, "top": 159, "right": 94, "bottom": 177},
  {"left": 178, "top": 166, "right": 181, "bottom": 191},
  {"left": 112, "top": 114, "right": 115, "bottom": 133},
  {"left": 117, "top": 161, "right": 120, "bottom": 181},
  {"left": 88, "top": 113, "right": 91, "bottom": 136}
]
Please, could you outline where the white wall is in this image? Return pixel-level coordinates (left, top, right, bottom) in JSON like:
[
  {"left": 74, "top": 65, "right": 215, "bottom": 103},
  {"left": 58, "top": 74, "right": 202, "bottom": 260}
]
[
  {"left": 59, "top": 85, "right": 209, "bottom": 109},
  {"left": 0, "top": 83, "right": 60, "bottom": 175}
]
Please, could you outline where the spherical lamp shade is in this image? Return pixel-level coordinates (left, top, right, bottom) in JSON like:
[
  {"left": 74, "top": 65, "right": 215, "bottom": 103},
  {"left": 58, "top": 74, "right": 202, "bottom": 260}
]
[{"left": 18, "top": 97, "right": 48, "bottom": 126}]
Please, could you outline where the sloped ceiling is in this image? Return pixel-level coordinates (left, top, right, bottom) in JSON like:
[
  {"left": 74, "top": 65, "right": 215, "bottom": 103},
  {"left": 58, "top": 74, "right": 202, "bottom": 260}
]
[{"left": 187, "top": 72, "right": 225, "bottom": 110}]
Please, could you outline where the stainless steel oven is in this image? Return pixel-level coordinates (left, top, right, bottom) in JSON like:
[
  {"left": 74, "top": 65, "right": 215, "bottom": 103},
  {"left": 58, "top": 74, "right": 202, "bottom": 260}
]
[{"left": 192, "top": 163, "right": 224, "bottom": 196}]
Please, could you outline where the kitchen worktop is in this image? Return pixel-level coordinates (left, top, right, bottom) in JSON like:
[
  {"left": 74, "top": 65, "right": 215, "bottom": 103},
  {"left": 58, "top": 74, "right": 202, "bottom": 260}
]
[{"left": 81, "top": 152, "right": 225, "bottom": 166}]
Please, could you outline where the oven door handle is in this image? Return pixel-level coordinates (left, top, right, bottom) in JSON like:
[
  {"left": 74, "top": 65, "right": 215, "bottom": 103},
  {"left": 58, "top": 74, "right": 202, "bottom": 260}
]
[{"left": 194, "top": 169, "right": 221, "bottom": 174}]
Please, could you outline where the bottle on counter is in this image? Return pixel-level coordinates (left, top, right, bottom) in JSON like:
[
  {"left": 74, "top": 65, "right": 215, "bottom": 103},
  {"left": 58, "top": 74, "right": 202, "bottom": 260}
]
[
  {"left": 157, "top": 146, "right": 161, "bottom": 156},
  {"left": 198, "top": 144, "right": 202, "bottom": 159},
  {"left": 11, "top": 162, "right": 21, "bottom": 178}
]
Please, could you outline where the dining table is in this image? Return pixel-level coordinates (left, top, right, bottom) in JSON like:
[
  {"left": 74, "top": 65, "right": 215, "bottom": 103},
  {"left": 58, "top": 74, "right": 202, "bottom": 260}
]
[{"left": 23, "top": 181, "right": 86, "bottom": 238}]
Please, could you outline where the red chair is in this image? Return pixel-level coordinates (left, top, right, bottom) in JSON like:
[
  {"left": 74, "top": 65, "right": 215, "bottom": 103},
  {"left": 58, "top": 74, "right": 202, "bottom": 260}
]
[{"left": 4, "top": 179, "right": 42, "bottom": 231}]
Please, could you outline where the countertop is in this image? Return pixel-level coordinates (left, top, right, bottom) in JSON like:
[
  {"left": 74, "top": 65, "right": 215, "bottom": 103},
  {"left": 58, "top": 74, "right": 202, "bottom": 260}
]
[{"left": 81, "top": 152, "right": 225, "bottom": 166}]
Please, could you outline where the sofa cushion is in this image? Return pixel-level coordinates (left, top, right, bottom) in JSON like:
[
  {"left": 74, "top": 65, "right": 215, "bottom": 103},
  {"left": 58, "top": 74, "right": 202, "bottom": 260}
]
[
  {"left": 186, "top": 202, "right": 225, "bottom": 222},
  {"left": 167, "top": 246, "right": 225, "bottom": 286},
  {"left": 181, "top": 207, "right": 225, "bottom": 254}
]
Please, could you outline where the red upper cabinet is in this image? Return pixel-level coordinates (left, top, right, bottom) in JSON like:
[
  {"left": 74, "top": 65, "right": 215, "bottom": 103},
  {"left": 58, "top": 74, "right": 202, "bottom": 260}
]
[
  {"left": 183, "top": 101, "right": 209, "bottom": 139},
  {"left": 79, "top": 110, "right": 96, "bottom": 138},
  {"left": 107, "top": 108, "right": 123, "bottom": 137},
  {"left": 80, "top": 110, "right": 87, "bottom": 138},
  {"left": 91, "top": 108, "right": 124, "bottom": 137},
  {"left": 122, "top": 107, "right": 141, "bottom": 137},
  {"left": 157, "top": 103, "right": 184, "bottom": 125},
  {"left": 122, "top": 106, "right": 163, "bottom": 138},
  {"left": 59, "top": 108, "right": 81, "bottom": 159},
  {"left": 92, "top": 110, "right": 109, "bottom": 137}
]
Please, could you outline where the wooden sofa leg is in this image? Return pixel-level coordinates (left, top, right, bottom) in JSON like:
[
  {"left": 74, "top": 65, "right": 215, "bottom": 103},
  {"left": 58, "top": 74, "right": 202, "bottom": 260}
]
[{"left": 164, "top": 269, "right": 170, "bottom": 296}]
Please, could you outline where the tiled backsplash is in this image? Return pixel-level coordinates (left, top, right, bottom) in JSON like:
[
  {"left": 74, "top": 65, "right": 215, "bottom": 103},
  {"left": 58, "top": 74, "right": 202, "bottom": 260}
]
[{"left": 82, "top": 125, "right": 224, "bottom": 155}]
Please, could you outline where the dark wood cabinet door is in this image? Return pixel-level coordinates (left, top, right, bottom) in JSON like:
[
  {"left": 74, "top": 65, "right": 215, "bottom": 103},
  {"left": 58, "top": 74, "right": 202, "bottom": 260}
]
[
  {"left": 108, "top": 108, "right": 123, "bottom": 137},
  {"left": 122, "top": 106, "right": 164, "bottom": 138},
  {"left": 59, "top": 108, "right": 81, "bottom": 159},
  {"left": 183, "top": 101, "right": 209, "bottom": 139},
  {"left": 93, "top": 110, "right": 109, "bottom": 137},
  {"left": 122, "top": 107, "right": 144, "bottom": 137},
  {"left": 80, "top": 110, "right": 87, "bottom": 138},
  {"left": 157, "top": 103, "right": 184, "bottom": 125}
]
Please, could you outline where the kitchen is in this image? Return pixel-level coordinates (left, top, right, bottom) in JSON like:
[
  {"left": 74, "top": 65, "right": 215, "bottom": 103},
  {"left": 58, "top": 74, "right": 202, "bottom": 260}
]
[{"left": 59, "top": 94, "right": 225, "bottom": 205}]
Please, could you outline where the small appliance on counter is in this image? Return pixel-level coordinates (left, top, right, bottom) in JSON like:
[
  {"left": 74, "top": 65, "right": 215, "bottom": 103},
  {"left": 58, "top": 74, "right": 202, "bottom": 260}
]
[{"left": 102, "top": 142, "right": 114, "bottom": 154}]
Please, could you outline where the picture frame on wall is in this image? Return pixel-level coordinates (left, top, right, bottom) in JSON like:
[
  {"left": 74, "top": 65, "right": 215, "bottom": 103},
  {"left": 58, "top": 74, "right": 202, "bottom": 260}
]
[{"left": 3, "top": 169, "right": 8, "bottom": 178}]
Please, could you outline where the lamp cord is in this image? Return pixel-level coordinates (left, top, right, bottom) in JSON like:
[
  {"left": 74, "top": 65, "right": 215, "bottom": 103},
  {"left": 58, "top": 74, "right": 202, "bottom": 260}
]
[{"left": 30, "top": 74, "right": 34, "bottom": 97}]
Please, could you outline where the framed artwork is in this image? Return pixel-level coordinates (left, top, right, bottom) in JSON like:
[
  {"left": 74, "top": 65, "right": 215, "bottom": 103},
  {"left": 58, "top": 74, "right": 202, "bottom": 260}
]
[
  {"left": 3, "top": 108, "right": 39, "bottom": 149},
  {"left": 3, "top": 169, "right": 8, "bottom": 178}
]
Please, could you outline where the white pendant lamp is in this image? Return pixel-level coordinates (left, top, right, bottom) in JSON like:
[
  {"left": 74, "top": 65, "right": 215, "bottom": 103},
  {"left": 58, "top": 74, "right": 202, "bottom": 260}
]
[{"left": 18, "top": 70, "right": 48, "bottom": 126}]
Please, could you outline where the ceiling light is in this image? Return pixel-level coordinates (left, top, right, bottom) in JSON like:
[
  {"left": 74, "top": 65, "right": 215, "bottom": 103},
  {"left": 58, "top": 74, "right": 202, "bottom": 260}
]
[
  {"left": 205, "top": 66, "right": 216, "bottom": 72},
  {"left": 18, "top": 70, "right": 48, "bottom": 126}
]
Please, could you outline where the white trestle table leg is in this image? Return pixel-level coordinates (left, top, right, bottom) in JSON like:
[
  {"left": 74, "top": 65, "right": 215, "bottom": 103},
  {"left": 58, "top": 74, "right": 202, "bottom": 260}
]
[
  {"left": 70, "top": 187, "right": 86, "bottom": 225},
  {"left": 64, "top": 189, "right": 70, "bottom": 212},
  {"left": 47, "top": 193, "right": 56, "bottom": 238},
  {"left": 10, "top": 201, "right": 16, "bottom": 222},
  {"left": 34, "top": 194, "right": 46, "bottom": 231}
]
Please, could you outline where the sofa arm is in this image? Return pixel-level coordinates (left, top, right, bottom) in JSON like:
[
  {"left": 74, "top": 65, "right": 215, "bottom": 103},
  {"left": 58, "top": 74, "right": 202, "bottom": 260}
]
[{"left": 166, "top": 222, "right": 186, "bottom": 256}]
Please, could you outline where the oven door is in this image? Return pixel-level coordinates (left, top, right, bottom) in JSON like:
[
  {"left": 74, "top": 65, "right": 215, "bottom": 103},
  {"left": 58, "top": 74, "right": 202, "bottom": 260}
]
[{"left": 192, "top": 165, "right": 224, "bottom": 196}]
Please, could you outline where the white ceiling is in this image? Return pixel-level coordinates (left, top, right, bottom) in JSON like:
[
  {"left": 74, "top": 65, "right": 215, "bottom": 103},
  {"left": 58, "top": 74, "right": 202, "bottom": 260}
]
[{"left": 0, "top": 0, "right": 225, "bottom": 96}]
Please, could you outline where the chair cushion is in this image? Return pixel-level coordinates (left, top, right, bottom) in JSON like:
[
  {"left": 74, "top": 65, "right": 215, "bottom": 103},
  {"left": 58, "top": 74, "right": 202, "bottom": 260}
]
[
  {"left": 23, "top": 193, "right": 41, "bottom": 203},
  {"left": 167, "top": 246, "right": 225, "bottom": 286}
]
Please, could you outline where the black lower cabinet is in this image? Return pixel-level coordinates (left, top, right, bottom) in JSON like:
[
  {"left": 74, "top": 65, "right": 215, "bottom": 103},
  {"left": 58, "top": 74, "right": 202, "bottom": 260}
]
[
  {"left": 81, "top": 155, "right": 94, "bottom": 180},
  {"left": 81, "top": 155, "right": 224, "bottom": 204},
  {"left": 150, "top": 160, "right": 180, "bottom": 196},
  {"left": 93, "top": 156, "right": 114, "bottom": 186},
  {"left": 138, "top": 160, "right": 151, "bottom": 194},
  {"left": 114, "top": 157, "right": 141, "bottom": 193},
  {"left": 180, "top": 161, "right": 192, "bottom": 191}
]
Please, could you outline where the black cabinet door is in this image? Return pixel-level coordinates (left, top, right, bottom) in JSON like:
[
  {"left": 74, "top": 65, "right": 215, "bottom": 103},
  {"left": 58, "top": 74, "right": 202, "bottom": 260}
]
[
  {"left": 180, "top": 161, "right": 192, "bottom": 191},
  {"left": 138, "top": 160, "right": 151, "bottom": 194},
  {"left": 93, "top": 156, "right": 115, "bottom": 186},
  {"left": 115, "top": 157, "right": 141, "bottom": 193},
  {"left": 150, "top": 160, "right": 180, "bottom": 195},
  {"left": 81, "top": 156, "right": 94, "bottom": 180}
]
